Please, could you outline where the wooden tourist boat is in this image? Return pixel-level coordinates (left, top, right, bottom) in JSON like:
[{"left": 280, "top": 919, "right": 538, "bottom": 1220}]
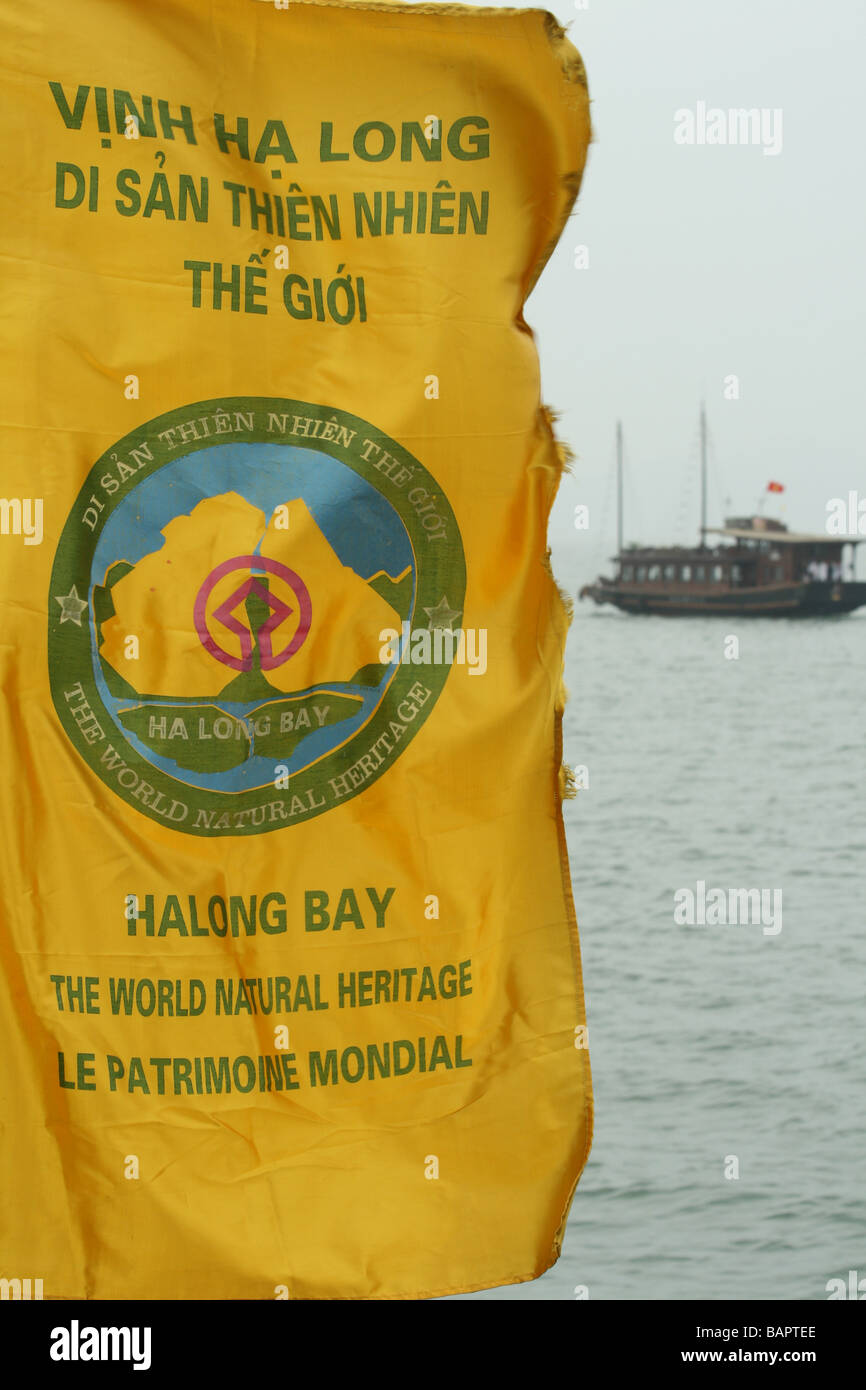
[{"left": 579, "top": 412, "right": 866, "bottom": 617}]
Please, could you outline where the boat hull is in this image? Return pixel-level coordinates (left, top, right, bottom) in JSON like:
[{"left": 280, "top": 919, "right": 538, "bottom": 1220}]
[{"left": 578, "top": 581, "right": 866, "bottom": 617}]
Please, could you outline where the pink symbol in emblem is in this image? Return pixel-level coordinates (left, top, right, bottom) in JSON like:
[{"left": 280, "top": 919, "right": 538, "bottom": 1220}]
[{"left": 193, "top": 555, "right": 312, "bottom": 671}]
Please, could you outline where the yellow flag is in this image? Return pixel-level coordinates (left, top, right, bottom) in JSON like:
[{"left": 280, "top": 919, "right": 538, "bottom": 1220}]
[{"left": 0, "top": 0, "right": 592, "bottom": 1299}]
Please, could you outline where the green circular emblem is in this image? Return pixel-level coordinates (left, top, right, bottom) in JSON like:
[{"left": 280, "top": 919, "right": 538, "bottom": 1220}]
[{"left": 48, "top": 397, "right": 466, "bottom": 836}]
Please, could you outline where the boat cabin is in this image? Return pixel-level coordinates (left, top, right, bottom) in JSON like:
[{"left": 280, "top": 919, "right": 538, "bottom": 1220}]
[{"left": 615, "top": 516, "right": 851, "bottom": 593}]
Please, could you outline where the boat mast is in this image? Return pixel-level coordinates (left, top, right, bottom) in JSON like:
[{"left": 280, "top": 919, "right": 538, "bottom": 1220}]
[
  {"left": 700, "top": 403, "right": 707, "bottom": 547},
  {"left": 616, "top": 419, "right": 623, "bottom": 555}
]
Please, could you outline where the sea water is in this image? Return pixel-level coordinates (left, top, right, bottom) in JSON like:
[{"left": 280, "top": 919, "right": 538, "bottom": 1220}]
[{"left": 447, "top": 600, "right": 865, "bottom": 1300}]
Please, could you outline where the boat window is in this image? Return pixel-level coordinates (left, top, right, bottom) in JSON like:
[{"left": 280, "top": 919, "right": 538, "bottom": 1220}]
[
  {"left": 621, "top": 565, "right": 633, "bottom": 581},
  {"left": 636, "top": 565, "right": 647, "bottom": 582},
  {"left": 731, "top": 564, "right": 742, "bottom": 583},
  {"left": 774, "top": 565, "right": 784, "bottom": 582},
  {"left": 664, "top": 564, "right": 676, "bottom": 580},
  {"left": 680, "top": 565, "right": 691, "bottom": 581},
  {"left": 712, "top": 565, "right": 724, "bottom": 581},
  {"left": 694, "top": 565, "right": 706, "bottom": 581},
  {"left": 647, "top": 565, "right": 661, "bottom": 581}
]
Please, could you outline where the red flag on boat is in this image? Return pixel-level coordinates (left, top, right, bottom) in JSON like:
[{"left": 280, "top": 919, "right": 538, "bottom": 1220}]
[{"left": 767, "top": 481, "right": 785, "bottom": 493}]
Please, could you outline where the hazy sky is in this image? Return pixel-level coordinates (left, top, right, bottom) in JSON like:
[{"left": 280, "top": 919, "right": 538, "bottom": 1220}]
[{"left": 478, "top": 0, "right": 866, "bottom": 580}]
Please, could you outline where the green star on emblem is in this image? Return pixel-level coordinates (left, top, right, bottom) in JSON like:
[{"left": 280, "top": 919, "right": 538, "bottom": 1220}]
[
  {"left": 422, "top": 596, "right": 462, "bottom": 630},
  {"left": 55, "top": 584, "right": 88, "bottom": 625}
]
